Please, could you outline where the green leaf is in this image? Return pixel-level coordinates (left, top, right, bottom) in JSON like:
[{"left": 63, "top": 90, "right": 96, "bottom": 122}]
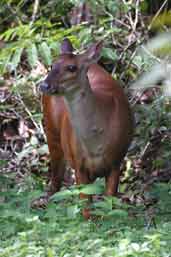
[
  {"left": 11, "top": 47, "right": 24, "bottom": 69},
  {"left": 80, "top": 183, "right": 104, "bottom": 195},
  {"left": 50, "top": 41, "right": 60, "bottom": 56},
  {"left": 67, "top": 204, "right": 79, "bottom": 218},
  {"left": 107, "top": 209, "right": 128, "bottom": 218},
  {"left": 93, "top": 198, "right": 113, "bottom": 211},
  {"left": 39, "top": 42, "right": 52, "bottom": 66},
  {"left": 50, "top": 185, "right": 83, "bottom": 202},
  {"left": 102, "top": 47, "right": 118, "bottom": 61},
  {"left": 50, "top": 189, "right": 76, "bottom": 201},
  {"left": 26, "top": 43, "right": 38, "bottom": 68},
  {"left": 79, "top": 28, "right": 92, "bottom": 45},
  {"left": 47, "top": 248, "right": 55, "bottom": 257},
  {"left": 1, "top": 27, "right": 16, "bottom": 41}
]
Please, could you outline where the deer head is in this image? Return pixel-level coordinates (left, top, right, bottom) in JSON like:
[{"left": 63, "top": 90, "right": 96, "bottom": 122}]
[{"left": 39, "top": 38, "right": 102, "bottom": 96}]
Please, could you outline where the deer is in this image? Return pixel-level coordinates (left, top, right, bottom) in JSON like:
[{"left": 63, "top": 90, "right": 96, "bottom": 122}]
[{"left": 39, "top": 38, "right": 134, "bottom": 218}]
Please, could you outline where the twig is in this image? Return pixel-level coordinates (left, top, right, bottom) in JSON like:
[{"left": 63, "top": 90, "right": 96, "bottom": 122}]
[
  {"left": 140, "top": 141, "right": 151, "bottom": 160},
  {"left": 116, "top": 41, "right": 137, "bottom": 73},
  {"left": 148, "top": 0, "right": 168, "bottom": 30},
  {"left": 113, "top": 17, "right": 131, "bottom": 30},
  {"left": 133, "top": 0, "right": 140, "bottom": 32},
  {"left": 30, "top": 0, "right": 40, "bottom": 26},
  {"left": 130, "top": 90, "right": 145, "bottom": 106},
  {"left": 125, "top": 0, "right": 140, "bottom": 42},
  {"left": 15, "top": 91, "right": 44, "bottom": 137}
]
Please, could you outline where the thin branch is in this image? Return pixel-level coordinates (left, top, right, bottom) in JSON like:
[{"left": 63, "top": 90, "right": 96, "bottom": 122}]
[
  {"left": 30, "top": 0, "right": 40, "bottom": 26},
  {"left": 15, "top": 91, "right": 45, "bottom": 138},
  {"left": 148, "top": 0, "right": 168, "bottom": 30},
  {"left": 133, "top": 0, "right": 140, "bottom": 32},
  {"left": 125, "top": 0, "right": 140, "bottom": 42},
  {"left": 113, "top": 17, "right": 131, "bottom": 30}
]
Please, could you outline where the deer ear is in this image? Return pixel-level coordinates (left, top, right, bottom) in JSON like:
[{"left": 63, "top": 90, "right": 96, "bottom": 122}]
[
  {"left": 78, "top": 42, "right": 103, "bottom": 74},
  {"left": 61, "top": 38, "right": 74, "bottom": 54},
  {"left": 85, "top": 41, "right": 103, "bottom": 62}
]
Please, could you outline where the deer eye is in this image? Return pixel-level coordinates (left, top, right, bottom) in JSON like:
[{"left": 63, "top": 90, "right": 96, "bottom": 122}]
[{"left": 67, "top": 65, "right": 77, "bottom": 72}]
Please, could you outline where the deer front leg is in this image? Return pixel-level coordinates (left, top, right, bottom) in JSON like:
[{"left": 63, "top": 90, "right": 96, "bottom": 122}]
[{"left": 76, "top": 170, "right": 92, "bottom": 219}]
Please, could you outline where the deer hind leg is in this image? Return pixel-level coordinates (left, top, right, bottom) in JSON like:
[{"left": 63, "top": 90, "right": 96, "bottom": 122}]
[{"left": 105, "top": 167, "right": 121, "bottom": 196}]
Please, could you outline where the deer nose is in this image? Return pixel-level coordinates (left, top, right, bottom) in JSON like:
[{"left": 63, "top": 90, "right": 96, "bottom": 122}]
[{"left": 39, "top": 81, "right": 50, "bottom": 92}]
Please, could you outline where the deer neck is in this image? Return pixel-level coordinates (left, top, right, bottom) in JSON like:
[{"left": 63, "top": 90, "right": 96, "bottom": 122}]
[{"left": 63, "top": 74, "right": 106, "bottom": 156}]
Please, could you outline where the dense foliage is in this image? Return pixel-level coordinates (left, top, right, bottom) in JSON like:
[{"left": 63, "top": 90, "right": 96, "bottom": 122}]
[{"left": 0, "top": 0, "right": 171, "bottom": 256}]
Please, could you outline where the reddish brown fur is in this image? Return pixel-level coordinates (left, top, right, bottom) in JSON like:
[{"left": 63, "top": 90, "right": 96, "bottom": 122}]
[{"left": 40, "top": 41, "right": 133, "bottom": 218}]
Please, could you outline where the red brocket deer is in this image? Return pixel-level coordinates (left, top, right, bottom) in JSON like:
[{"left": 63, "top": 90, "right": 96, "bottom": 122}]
[{"left": 39, "top": 38, "right": 133, "bottom": 218}]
